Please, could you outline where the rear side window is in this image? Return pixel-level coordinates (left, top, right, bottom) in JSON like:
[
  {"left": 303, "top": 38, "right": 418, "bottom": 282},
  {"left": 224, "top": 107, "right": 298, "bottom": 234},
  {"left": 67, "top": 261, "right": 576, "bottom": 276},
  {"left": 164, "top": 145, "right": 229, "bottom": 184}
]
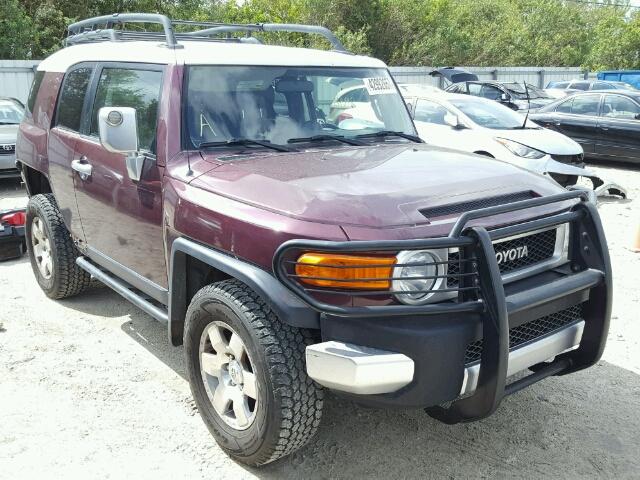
[
  {"left": 27, "top": 71, "right": 45, "bottom": 113},
  {"left": 90, "top": 68, "right": 163, "bottom": 152},
  {"left": 602, "top": 95, "right": 640, "bottom": 119},
  {"left": 56, "top": 67, "right": 93, "bottom": 131},
  {"left": 556, "top": 97, "right": 574, "bottom": 113}
]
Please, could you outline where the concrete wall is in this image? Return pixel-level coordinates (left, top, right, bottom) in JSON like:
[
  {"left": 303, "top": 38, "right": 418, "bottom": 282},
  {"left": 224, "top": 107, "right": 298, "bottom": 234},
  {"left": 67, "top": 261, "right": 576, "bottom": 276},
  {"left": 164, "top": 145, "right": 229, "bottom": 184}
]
[
  {"left": 0, "top": 61, "right": 40, "bottom": 104},
  {"left": 389, "top": 66, "right": 595, "bottom": 89}
]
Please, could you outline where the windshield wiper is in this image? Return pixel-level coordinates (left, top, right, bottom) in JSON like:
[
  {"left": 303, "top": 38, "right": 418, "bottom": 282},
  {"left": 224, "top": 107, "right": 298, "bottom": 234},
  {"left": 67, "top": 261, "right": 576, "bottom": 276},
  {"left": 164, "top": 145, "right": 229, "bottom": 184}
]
[
  {"left": 198, "top": 138, "right": 295, "bottom": 153},
  {"left": 287, "top": 134, "right": 366, "bottom": 147},
  {"left": 355, "top": 130, "right": 423, "bottom": 143},
  {"left": 0, "top": 122, "right": 19, "bottom": 125}
]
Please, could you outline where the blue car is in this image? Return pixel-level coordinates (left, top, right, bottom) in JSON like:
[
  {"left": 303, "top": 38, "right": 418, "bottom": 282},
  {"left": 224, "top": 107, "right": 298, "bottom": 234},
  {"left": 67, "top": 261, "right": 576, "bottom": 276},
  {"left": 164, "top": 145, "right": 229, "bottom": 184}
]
[{"left": 598, "top": 71, "right": 640, "bottom": 90}]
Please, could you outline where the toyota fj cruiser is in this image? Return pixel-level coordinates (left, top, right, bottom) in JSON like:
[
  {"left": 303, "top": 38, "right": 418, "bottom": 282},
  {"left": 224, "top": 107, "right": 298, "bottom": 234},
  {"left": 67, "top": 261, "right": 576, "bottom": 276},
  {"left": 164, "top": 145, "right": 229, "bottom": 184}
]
[{"left": 17, "top": 13, "right": 612, "bottom": 467}]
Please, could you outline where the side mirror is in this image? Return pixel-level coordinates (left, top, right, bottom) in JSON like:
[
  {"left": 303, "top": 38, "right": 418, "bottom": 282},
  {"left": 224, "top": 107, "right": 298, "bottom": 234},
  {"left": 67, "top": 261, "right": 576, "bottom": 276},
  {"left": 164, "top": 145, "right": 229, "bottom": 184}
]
[
  {"left": 635, "top": 113, "right": 640, "bottom": 120},
  {"left": 500, "top": 93, "right": 510, "bottom": 102},
  {"left": 444, "top": 112, "right": 464, "bottom": 129},
  {"left": 98, "top": 107, "right": 144, "bottom": 181}
]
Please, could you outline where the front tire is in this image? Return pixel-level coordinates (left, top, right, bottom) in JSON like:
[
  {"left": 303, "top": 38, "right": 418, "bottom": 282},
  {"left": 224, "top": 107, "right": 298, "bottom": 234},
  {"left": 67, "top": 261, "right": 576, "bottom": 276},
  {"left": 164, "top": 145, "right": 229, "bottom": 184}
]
[
  {"left": 184, "top": 279, "right": 324, "bottom": 466},
  {"left": 25, "top": 194, "right": 91, "bottom": 299}
]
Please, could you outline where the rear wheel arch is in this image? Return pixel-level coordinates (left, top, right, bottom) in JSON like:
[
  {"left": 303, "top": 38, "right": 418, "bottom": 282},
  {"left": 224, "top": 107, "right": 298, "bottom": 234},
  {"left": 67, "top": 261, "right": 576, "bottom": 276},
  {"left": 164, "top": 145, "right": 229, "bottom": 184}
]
[{"left": 20, "top": 164, "right": 52, "bottom": 196}]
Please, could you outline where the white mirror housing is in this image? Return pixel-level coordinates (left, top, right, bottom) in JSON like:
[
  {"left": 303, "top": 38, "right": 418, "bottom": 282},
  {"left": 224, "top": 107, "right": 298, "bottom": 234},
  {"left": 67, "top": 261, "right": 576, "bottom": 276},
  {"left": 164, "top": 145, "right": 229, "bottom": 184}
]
[{"left": 444, "top": 113, "right": 459, "bottom": 128}]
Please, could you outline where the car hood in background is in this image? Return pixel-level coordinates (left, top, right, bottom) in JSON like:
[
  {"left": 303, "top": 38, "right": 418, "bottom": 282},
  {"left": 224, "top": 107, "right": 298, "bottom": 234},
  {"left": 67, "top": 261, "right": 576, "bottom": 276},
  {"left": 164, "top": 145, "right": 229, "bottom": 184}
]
[
  {"left": 193, "top": 144, "right": 565, "bottom": 228},
  {"left": 429, "top": 67, "right": 479, "bottom": 84},
  {"left": 0, "top": 124, "right": 19, "bottom": 144},
  {"left": 493, "top": 127, "right": 582, "bottom": 155}
]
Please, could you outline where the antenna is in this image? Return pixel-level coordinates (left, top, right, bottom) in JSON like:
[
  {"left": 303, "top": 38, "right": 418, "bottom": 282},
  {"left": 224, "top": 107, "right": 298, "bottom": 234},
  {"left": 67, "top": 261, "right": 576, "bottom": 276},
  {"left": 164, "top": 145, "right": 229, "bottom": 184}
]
[{"left": 522, "top": 81, "right": 530, "bottom": 129}]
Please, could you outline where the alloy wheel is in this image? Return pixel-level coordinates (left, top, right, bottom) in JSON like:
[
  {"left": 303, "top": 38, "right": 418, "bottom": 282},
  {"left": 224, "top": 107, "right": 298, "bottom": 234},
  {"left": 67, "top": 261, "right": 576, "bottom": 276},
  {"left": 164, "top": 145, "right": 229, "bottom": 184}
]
[
  {"left": 199, "top": 321, "right": 258, "bottom": 430},
  {"left": 31, "top": 216, "right": 53, "bottom": 280}
]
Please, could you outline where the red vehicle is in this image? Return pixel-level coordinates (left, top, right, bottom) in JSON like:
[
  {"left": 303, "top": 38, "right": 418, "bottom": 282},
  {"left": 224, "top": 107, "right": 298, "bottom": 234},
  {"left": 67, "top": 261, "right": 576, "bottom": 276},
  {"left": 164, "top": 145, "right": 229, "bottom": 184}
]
[{"left": 17, "top": 14, "right": 612, "bottom": 466}]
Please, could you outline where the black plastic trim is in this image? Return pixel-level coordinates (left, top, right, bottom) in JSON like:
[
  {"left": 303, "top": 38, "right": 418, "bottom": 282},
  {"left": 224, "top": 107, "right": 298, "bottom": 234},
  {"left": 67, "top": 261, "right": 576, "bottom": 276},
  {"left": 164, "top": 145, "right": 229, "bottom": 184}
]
[{"left": 168, "top": 237, "right": 319, "bottom": 346}]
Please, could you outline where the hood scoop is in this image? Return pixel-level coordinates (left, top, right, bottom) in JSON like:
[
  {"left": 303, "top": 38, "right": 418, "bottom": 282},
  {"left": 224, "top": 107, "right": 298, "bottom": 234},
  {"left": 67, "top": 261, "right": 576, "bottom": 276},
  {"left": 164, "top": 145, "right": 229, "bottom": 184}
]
[{"left": 420, "top": 191, "right": 537, "bottom": 220}]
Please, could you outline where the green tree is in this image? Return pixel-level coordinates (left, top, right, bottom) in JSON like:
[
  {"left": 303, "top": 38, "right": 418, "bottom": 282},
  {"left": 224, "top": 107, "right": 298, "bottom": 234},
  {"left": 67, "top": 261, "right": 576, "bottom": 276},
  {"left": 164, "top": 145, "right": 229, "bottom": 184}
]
[{"left": 0, "top": 0, "right": 34, "bottom": 59}]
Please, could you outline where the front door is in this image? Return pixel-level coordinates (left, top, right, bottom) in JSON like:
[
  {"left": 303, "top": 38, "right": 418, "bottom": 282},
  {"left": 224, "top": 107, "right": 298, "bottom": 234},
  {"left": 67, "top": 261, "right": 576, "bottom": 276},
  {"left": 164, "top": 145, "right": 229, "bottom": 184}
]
[
  {"left": 551, "top": 94, "right": 602, "bottom": 155},
  {"left": 595, "top": 94, "right": 640, "bottom": 163},
  {"left": 72, "top": 63, "right": 168, "bottom": 291}
]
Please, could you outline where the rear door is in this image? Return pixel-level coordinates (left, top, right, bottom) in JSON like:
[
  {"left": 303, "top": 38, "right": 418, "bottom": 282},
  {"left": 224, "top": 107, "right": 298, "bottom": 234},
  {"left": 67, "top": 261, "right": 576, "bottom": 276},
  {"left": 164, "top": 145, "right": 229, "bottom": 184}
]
[
  {"left": 595, "top": 94, "right": 640, "bottom": 162},
  {"left": 47, "top": 63, "right": 96, "bottom": 242},
  {"left": 71, "top": 62, "right": 168, "bottom": 292}
]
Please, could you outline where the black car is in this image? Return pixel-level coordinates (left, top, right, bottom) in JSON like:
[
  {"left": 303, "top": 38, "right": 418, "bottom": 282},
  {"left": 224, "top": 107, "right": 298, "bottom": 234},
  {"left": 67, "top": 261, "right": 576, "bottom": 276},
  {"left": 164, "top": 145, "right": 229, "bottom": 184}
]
[
  {"left": 529, "top": 91, "right": 640, "bottom": 164},
  {"left": 445, "top": 80, "right": 555, "bottom": 112}
]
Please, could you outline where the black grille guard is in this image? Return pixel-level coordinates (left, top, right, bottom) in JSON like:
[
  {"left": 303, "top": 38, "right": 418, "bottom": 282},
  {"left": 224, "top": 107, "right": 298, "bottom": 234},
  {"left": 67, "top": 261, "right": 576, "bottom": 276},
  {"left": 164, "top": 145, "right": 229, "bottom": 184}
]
[{"left": 273, "top": 189, "right": 612, "bottom": 423}]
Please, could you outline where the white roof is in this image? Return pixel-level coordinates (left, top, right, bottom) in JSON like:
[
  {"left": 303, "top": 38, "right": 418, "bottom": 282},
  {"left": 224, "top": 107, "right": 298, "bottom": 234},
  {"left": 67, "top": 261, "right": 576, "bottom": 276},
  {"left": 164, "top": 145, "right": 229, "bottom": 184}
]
[{"left": 37, "top": 40, "right": 387, "bottom": 73}]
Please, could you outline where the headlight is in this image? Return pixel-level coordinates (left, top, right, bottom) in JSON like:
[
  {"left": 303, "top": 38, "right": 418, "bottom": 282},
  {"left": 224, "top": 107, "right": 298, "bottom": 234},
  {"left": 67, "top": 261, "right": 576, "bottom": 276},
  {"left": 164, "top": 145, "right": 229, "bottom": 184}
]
[
  {"left": 495, "top": 138, "right": 546, "bottom": 159},
  {"left": 392, "top": 249, "right": 446, "bottom": 305}
]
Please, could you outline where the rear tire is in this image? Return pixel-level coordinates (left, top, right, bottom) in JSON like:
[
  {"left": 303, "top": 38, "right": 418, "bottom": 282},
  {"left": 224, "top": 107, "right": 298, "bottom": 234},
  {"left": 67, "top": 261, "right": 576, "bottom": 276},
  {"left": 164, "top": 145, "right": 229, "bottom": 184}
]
[
  {"left": 25, "top": 194, "right": 91, "bottom": 299},
  {"left": 184, "top": 279, "right": 324, "bottom": 466}
]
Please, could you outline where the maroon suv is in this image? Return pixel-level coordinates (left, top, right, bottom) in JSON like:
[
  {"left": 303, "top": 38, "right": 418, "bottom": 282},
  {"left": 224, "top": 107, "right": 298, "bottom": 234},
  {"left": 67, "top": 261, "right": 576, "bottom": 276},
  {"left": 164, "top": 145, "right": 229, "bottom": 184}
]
[{"left": 16, "top": 13, "right": 612, "bottom": 467}]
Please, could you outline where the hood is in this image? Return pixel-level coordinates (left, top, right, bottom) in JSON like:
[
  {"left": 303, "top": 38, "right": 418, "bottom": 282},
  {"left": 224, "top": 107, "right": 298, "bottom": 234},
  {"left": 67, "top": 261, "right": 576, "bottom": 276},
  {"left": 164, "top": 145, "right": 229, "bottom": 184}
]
[
  {"left": 0, "top": 124, "right": 19, "bottom": 144},
  {"left": 493, "top": 127, "right": 582, "bottom": 155},
  {"left": 191, "top": 144, "right": 565, "bottom": 228}
]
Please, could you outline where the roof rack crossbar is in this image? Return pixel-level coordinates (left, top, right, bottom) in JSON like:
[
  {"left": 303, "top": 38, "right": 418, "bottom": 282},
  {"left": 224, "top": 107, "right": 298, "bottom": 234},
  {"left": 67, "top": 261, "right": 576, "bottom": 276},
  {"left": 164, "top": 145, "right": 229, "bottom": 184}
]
[
  {"left": 67, "top": 13, "right": 178, "bottom": 47},
  {"left": 184, "top": 23, "right": 346, "bottom": 52}
]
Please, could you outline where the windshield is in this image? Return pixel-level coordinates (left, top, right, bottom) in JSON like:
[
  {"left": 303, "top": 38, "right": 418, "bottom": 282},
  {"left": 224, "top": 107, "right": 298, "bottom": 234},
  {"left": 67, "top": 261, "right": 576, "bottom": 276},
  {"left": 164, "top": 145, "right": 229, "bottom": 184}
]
[
  {"left": 0, "top": 101, "right": 24, "bottom": 124},
  {"left": 185, "top": 66, "right": 415, "bottom": 148},
  {"left": 450, "top": 97, "right": 531, "bottom": 129},
  {"left": 503, "top": 83, "right": 551, "bottom": 100}
]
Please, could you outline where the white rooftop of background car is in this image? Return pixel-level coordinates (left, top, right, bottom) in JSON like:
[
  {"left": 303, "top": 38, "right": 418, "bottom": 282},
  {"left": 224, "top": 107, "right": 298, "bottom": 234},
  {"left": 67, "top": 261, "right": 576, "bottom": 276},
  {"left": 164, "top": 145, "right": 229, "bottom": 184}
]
[{"left": 37, "top": 40, "right": 387, "bottom": 73}]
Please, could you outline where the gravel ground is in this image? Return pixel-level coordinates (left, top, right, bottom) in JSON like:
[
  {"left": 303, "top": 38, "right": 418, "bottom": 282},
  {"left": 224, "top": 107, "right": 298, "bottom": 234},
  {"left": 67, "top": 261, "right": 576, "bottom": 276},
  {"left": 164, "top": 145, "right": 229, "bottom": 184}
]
[{"left": 1, "top": 164, "right": 639, "bottom": 480}]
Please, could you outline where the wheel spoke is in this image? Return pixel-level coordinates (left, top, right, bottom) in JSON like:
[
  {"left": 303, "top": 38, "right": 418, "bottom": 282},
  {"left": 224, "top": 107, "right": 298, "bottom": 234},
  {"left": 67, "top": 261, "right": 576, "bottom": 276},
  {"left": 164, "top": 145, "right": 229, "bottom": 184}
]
[
  {"left": 232, "top": 395, "right": 251, "bottom": 428},
  {"left": 211, "top": 383, "right": 232, "bottom": 415},
  {"left": 207, "top": 324, "right": 227, "bottom": 354},
  {"left": 32, "top": 219, "right": 43, "bottom": 243},
  {"left": 201, "top": 351, "right": 225, "bottom": 378},
  {"left": 43, "top": 255, "right": 52, "bottom": 277},
  {"left": 228, "top": 333, "right": 245, "bottom": 360},
  {"left": 242, "top": 371, "right": 257, "bottom": 400}
]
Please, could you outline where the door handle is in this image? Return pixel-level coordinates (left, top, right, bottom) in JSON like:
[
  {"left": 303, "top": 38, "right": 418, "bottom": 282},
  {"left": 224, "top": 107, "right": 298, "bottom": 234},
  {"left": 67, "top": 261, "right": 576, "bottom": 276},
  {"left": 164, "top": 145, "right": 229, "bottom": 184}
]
[
  {"left": 600, "top": 126, "right": 609, "bottom": 131},
  {"left": 71, "top": 157, "right": 92, "bottom": 180}
]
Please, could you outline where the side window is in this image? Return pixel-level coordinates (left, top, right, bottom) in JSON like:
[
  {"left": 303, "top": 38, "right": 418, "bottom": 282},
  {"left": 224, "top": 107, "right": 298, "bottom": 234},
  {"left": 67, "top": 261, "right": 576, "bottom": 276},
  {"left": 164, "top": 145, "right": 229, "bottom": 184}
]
[
  {"left": 556, "top": 97, "right": 574, "bottom": 113},
  {"left": 27, "top": 71, "right": 45, "bottom": 114},
  {"left": 570, "top": 94, "right": 601, "bottom": 116},
  {"left": 570, "top": 82, "right": 589, "bottom": 91},
  {"left": 554, "top": 82, "right": 569, "bottom": 89},
  {"left": 468, "top": 83, "right": 482, "bottom": 96},
  {"left": 602, "top": 95, "right": 640, "bottom": 120},
  {"left": 55, "top": 66, "right": 93, "bottom": 132},
  {"left": 593, "top": 82, "right": 614, "bottom": 90},
  {"left": 479, "top": 85, "right": 503, "bottom": 101},
  {"left": 413, "top": 99, "right": 449, "bottom": 125},
  {"left": 90, "top": 67, "right": 163, "bottom": 153}
]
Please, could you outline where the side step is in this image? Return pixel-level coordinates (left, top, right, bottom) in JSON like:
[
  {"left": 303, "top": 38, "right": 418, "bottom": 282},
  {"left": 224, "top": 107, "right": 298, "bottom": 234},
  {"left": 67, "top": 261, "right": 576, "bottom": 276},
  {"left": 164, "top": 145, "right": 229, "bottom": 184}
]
[{"left": 76, "top": 256, "right": 169, "bottom": 323}]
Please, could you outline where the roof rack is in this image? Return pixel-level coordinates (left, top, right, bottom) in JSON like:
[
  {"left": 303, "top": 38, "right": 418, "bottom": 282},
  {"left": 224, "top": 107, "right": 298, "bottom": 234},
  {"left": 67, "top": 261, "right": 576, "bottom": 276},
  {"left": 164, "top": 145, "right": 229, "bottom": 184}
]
[{"left": 65, "top": 13, "right": 347, "bottom": 52}]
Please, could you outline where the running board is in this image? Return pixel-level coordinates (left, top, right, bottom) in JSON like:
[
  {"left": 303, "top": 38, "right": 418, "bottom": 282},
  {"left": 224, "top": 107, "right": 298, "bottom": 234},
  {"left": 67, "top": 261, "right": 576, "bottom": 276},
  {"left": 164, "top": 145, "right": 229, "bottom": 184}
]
[{"left": 76, "top": 256, "right": 169, "bottom": 323}]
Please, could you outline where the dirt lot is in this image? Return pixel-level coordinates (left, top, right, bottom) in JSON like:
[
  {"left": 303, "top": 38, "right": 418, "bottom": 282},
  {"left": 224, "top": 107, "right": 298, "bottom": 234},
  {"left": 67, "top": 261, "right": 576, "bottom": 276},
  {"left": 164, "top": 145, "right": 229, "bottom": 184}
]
[{"left": 1, "top": 164, "right": 639, "bottom": 480}]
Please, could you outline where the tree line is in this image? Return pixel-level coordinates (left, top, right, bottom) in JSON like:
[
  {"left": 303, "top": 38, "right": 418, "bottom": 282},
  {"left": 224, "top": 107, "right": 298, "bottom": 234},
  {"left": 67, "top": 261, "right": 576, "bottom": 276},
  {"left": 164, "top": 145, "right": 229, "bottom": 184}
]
[{"left": 1, "top": 0, "right": 639, "bottom": 70}]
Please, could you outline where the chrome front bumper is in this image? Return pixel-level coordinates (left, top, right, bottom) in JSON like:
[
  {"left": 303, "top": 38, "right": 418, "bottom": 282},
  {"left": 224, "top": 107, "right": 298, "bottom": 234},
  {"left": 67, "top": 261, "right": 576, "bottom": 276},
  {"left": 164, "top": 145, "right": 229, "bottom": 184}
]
[{"left": 306, "top": 321, "right": 584, "bottom": 397}]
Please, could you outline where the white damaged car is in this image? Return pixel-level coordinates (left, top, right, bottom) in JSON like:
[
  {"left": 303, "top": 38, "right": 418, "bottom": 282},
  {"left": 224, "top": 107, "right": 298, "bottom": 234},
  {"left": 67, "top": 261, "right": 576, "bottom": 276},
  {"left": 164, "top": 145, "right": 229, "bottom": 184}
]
[{"left": 404, "top": 90, "right": 624, "bottom": 196}]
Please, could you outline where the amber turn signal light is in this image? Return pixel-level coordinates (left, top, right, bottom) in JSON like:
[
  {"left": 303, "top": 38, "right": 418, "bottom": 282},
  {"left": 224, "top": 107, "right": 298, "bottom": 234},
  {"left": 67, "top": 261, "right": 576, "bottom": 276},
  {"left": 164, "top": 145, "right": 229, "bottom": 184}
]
[{"left": 295, "top": 253, "right": 397, "bottom": 289}]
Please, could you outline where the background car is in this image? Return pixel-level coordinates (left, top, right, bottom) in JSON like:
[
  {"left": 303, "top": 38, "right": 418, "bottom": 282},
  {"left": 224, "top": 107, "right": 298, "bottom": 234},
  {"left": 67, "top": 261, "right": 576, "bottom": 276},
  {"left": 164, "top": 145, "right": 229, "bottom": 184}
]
[
  {"left": 445, "top": 80, "right": 555, "bottom": 112},
  {"left": 327, "top": 84, "right": 378, "bottom": 124},
  {"left": 403, "top": 91, "right": 602, "bottom": 188},
  {"left": 529, "top": 90, "right": 640, "bottom": 164},
  {"left": 0, "top": 209, "right": 26, "bottom": 261},
  {"left": 597, "top": 70, "right": 640, "bottom": 90},
  {"left": 546, "top": 79, "right": 637, "bottom": 92},
  {"left": 0, "top": 97, "right": 25, "bottom": 178},
  {"left": 544, "top": 87, "right": 581, "bottom": 99}
]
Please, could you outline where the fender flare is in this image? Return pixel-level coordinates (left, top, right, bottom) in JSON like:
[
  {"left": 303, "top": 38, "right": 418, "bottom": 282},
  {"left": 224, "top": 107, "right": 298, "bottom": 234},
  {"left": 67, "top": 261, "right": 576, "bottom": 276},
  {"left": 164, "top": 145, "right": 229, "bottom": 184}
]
[{"left": 168, "top": 237, "right": 320, "bottom": 346}]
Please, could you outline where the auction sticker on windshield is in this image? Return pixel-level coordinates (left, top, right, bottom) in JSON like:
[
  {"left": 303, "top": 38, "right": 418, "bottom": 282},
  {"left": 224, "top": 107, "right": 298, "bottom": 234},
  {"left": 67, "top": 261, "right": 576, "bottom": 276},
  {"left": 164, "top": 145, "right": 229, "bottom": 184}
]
[{"left": 364, "top": 77, "right": 396, "bottom": 95}]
